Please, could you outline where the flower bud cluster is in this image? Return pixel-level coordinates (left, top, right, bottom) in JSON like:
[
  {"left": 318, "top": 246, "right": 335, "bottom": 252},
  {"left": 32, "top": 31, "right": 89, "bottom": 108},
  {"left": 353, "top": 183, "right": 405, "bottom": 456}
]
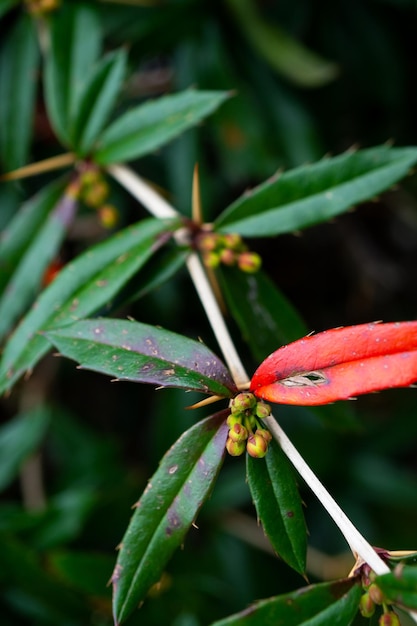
[
  {"left": 226, "top": 392, "right": 271, "bottom": 458},
  {"left": 197, "top": 232, "right": 261, "bottom": 273},
  {"left": 358, "top": 565, "right": 398, "bottom": 625},
  {"left": 79, "top": 167, "right": 119, "bottom": 229}
]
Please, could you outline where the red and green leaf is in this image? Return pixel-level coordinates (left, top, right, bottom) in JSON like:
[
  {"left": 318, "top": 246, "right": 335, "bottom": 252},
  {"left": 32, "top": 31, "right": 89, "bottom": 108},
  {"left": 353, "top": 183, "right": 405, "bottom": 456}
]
[{"left": 250, "top": 321, "right": 417, "bottom": 406}]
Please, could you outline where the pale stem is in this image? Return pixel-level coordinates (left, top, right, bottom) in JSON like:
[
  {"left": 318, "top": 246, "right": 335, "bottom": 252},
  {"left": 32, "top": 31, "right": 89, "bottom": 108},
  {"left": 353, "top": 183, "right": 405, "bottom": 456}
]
[{"left": 107, "top": 163, "right": 414, "bottom": 598}]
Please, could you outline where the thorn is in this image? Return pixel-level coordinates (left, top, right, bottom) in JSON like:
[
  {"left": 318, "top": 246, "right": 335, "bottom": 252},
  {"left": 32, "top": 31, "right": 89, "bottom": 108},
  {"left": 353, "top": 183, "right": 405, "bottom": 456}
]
[
  {"left": 192, "top": 163, "right": 203, "bottom": 225},
  {"left": 186, "top": 395, "right": 225, "bottom": 410}
]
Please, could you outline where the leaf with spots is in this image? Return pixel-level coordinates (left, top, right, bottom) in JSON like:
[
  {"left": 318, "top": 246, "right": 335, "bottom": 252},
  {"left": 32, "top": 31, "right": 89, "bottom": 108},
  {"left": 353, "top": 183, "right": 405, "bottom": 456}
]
[
  {"left": 211, "top": 578, "right": 361, "bottom": 626},
  {"left": 250, "top": 321, "right": 417, "bottom": 406},
  {"left": 0, "top": 217, "right": 180, "bottom": 396},
  {"left": 214, "top": 145, "right": 417, "bottom": 237},
  {"left": 112, "top": 411, "right": 229, "bottom": 625},
  {"left": 246, "top": 439, "right": 307, "bottom": 575},
  {"left": 45, "top": 318, "right": 236, "bottom": 397}
]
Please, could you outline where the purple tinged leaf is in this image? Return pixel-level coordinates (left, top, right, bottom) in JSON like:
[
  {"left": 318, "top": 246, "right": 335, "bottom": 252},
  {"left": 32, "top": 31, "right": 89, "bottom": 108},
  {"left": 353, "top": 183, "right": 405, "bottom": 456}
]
[
  {"left": 45, "top": 318, "right": 236, "bottom": 397},
  {"left": 112, "top": 411, "right": 229, "bottom": 624}
]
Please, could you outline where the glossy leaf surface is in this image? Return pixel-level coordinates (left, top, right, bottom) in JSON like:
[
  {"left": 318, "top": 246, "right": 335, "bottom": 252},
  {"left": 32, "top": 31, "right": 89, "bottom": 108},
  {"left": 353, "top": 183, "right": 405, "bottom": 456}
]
[
  {"left": 246, "top": 439, "right": 307, "bottom": 574},
  {"left": 250, "top": 321, "right": 417, "bottom": 406},
  {"left": 215, "top": 146, "right": 417, "bottom": 236},
  {"left": 376, "top": 565, "right": 417, "bottom": 610},
  {"left": 112, "top": 412, "right": 229, "bottom": 625},
  {"left": 211, "top": 578, "right": 361, "bottom": 625},
  {"left": 0, "top": 218, "right": 179, "bottom": 396},
  {"left": 95, "top": 90, "right": 230, "bottom": 164},
  {"left": 46, "top": 318, "right": 236, "bottom": 397},
  {"left": 0, "top": 13, "right": 38, "bottom": 170},
  {"left": 0, "top": 185, "right": 78, "bottom": 340}
]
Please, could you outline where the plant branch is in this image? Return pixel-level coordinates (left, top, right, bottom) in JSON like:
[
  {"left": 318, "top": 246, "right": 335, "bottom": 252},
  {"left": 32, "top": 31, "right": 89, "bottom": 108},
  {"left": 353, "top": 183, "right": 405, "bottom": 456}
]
[{"left": 107, "top": 162, "right": 403, "bottom": 583}]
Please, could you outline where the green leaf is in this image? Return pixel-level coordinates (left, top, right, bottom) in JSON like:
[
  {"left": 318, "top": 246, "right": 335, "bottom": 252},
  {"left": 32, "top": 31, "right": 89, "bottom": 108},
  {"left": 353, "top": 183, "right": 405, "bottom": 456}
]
[
  {"left": 246, "top": 439, "right": 307, "bottom": 575},
  {"left": 71, "top": 49, "right": 127, "bottom": 156},
  {"left": 211, "top": 578, "right": 361, "bottom": 626},
  {"left": 45, "top": 318, "right": 236, "bottom": 397},
  {"left": 95, "top": 89, "right": 230, "bottom": 165},
  {"left": 44, "top": 3, "right": 101, "bottom": 145},
  {"left": 0, "top": 405, "right": 51, "bottom": 491},
  {"left": 0, "top": 178, "right": 67, "bottom": 294},
  {"left": 112, "top": 411, "right": 229, "bottom": 625},
  {"left": 0, "top": 186, "right": 78, "bottom": 341},
  {"left": 47, "top": 550, "right": 114, "bottom": 598},
  {"left": 226, "top": 0, "right": 338, "bottom": 87},
  {"left": 0, "top": 14, "right": 39, "bottom": 170},
  {"left": 376, "top": 565, "right": 417, "bottom": 610},
  {"left": 0, "top": 0, "right": 18, "bottom": 18},
  {"left": 218, "top": 266, "right": 307, "bottom": 362},
  {"left": 215, "top": 146, "right": 417, "bottom": 237},
  {"left": 0, "top": 217, "right": 179, "bottom": 396}
]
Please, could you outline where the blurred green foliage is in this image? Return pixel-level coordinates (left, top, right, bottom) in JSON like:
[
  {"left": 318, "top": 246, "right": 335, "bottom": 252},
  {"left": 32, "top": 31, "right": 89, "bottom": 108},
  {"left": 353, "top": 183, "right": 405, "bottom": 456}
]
[{"left": 1, "top": 1, "right": 417, "bottom": 625}]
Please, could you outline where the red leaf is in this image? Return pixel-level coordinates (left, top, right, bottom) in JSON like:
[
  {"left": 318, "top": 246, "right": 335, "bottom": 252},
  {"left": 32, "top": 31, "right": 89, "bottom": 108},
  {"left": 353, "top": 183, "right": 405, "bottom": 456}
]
[{"left": 250, "top": 321, "right": 417, "bottom": 406}]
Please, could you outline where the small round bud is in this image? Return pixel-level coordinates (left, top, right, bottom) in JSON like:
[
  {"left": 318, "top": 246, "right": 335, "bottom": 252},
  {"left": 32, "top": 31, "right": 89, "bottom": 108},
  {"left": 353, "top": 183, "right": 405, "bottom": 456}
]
[
  {"left": 83, "top": 181, "right": 110, "bottom": 207},
  {"left": 256, "top": 428, "right": 272, "bottom": 443},
  {"left": 229, "top": 423, "right": 248, "bottom": 443},
  {"left": 359, "top": 592, "right": 375, "bottom": 618},
  {"left": 237, "top": 251, "right": 262, "bottom": 273},
  {"left": 222, "top": 233, "right": 243, "bottom": 251},
  {"left": 368, "top": 583, "right": 385, "bottom": 606},
  {"left": 202, "top": 251, "right": 220, "bottom": 268},
  {"left": 255, "top": 402, "right": 271, "bottom": 419},
  {"left": 99, "top": 205, "right": 119, "bottom": 229},
  {"left": 226, "top": 413, "right": 241, "bottom": 428},
  {"left": 246, "top": 433, "right": 268, "bottom": 458},
  {"left": 198, "top": 233, "right": 219, "bottom": 252},
  {"left": 379, "top": 612, "right": 400, "bottom": 626},
  {"left": 231, "top": 392, "right": 257, "bottom": 414},
  {"left": 226, "top": 437, "right": 246, "bottom": 457},
  {"left": 219, "top": 248, "right": 236, "bottom": 266}
]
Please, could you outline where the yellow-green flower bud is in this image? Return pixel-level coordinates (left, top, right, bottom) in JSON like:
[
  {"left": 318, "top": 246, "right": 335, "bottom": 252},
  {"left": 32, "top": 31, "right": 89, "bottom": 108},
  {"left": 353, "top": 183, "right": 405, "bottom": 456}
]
[
  {"left": 202, "top": 251, "right": 220, "bottom": 269},
  {"left": 198, "top": 233, "right": 219, "bottom": 252},
  {"left": 255, "top": 402, "right": 271, "bottom": 419},
  {"left": 229, "top": 423, "right": 248, "bottom": 443},
  {"left": 231, "top": 392, "right": 256, "bottom": 414},
  {"left": 379, "top": 612, "right": 400, "bottom": 626},
  {"left": 219, "top": 248, "right": 236, "bottom": 266},
  {"left": 359, "top": 592, "right": 375, "bottom": 618},
  {"left": 256, "top": 428, "right": 272, "bottom": 443},
  {"left": 237, "top": 251, "right": 262, "bottom": 273},
  {"left": 226, "top": 413, "right": 241, "bottom": 428},
  {"left": 368, "top": 583, "right": 385, "bottom": 605},
  {"left": 246, "top": 433, "right": 268, "bottom": 458},
  {"left": 222, "top": 233, "right": 243, "bottom": 251},
  {"left": 226, "top": 437, "right": 246, "bottom": 457}
]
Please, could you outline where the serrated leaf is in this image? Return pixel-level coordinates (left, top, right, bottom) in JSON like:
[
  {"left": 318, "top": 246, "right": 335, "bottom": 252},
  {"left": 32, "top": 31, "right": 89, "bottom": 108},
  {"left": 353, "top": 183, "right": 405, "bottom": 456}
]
[
  {"left": 112, "top": 412, "right": 229, "bottom": 625},
  {"left": 70, "top": 49, "right": 127, "bottom": 155},
  {"left": 44, "top": 4, "right": 101, "bottom": 145},
  {"left": 0, "top": 178, "right": 67, "bottom": 294},
  {"left": 94, "top": 90, "right": 230, "bottom": 165},
  {"left": 0, "top": 13, "right": 39, "bottom": 170},
  {"left": 376, "top": 565, "right": 417, "bottom": 610},
  {"left": 211, "top": 578, "right": 361, "bottom": 626},
  {"left": 215, "top": 146, "right": 417, "bottom": 237},
  {"left": 250, "top": 321, "right": 417, "bottom": 406},
  {"left": 0, "top": 405, "right": 51, "bottom": 491},
  {"left": 0, "top": 184, "right": 78, "bottom": 341},
  {"left": 246, "top": 439, "right": 306, "bottom": 574},
  {"left": 45, "top": 318, "right": 236, "bottom": 397},
  {"left": 0, "top": 218, "right": 179, "bottom": 396},
  {"left": 218, "top": 266, "right": 307, "bottom": 362}
]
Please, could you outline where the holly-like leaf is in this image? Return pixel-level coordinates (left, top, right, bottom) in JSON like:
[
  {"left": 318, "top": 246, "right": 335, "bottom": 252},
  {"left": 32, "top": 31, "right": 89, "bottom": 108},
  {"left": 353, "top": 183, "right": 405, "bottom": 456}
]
[
  {"left": 246, "top": 439, "right": 307, "bottom": 575},
  {"left": 112, "top": 412, "right": 229, "bottom": 625},
  {"left": 215, "top": 146, "right": 417, "bottom": 237},
  {"left": 45, "top": 318, "right": 236, "bottom": 397},
  {"left": 94, "top": 90, "right": 230, "bottom": 165},
  {"left": 250, "top": 321, "right": 417, "bottom": 406},
  {"left": 0, "top": 183, "right": 78, "bottom": 341},
  {"left": 376, "top": 565, "right": 417, "bottom": 610},
  {"left": 211, "top": 578, "right": 361, "bottom": 626},
  {"left": 0, "top": 218, "right": 179, "bottom": 396}
]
